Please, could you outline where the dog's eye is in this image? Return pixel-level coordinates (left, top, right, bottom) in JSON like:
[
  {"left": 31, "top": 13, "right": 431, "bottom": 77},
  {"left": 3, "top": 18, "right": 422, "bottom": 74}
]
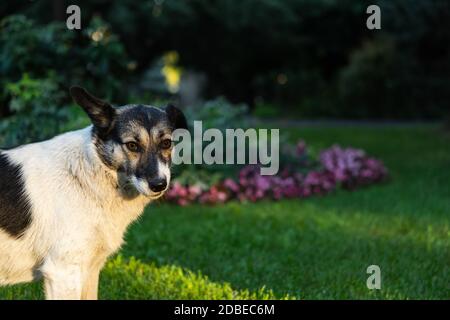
[
  {"left": 125, "top": 142, "right": 140, "bottom": 152},
  {"left": 160, "top": 139, "right": 172, "bottom": 150}
]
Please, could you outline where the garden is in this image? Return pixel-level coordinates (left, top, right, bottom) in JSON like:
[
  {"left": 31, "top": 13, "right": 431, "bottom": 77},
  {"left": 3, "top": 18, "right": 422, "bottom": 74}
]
[
  {"left": 0, "top": 1, "right": 449, "bottom": 300},
  {"left": 1, "top": 124, "right": 448, "bottom": 299}
]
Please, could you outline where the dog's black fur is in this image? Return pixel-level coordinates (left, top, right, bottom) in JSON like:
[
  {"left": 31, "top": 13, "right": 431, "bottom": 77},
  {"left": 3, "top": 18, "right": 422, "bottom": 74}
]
[{"left": 0, "top": 152, "right": 32, "bottom": 238}]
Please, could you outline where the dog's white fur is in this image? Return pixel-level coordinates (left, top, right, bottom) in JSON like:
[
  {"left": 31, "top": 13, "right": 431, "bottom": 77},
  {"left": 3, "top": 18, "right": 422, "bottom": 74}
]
[{"left": 0, "top": 126, "right": 169, "bottom": 299}]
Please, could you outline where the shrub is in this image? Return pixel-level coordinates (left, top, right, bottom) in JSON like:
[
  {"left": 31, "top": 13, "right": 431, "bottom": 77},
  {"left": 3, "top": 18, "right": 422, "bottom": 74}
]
[
  {"left": 173, "top": 97, "right": 250, "bottom": 180},
  {"left": 166, "top": 140, "right": 389, "bottom": 205},
  {"left": 0, "top": 74, "right": 70, "bottom": 147},
  {"left": 0, "top": 15, "right": 131, "bottom": 104},
  {"left": 185, "top": 97, "right": 249, "bottom": 131},
  {"left": 5, "top": 1, "right": 450, "bottom": 119},
  {"left": 0, "top": 15, "right": 132, "bottom": 146}
]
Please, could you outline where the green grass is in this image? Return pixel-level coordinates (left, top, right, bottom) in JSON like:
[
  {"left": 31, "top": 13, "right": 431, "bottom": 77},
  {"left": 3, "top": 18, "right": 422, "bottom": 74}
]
[{"left": 1, "top": 125, "right": 449, "bottom": 299}]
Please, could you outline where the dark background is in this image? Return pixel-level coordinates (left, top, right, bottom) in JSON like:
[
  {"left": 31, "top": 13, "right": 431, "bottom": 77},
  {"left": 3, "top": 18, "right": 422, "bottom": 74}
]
[{"left": 1, "top": 0, "right": 449, "bottom": 122}]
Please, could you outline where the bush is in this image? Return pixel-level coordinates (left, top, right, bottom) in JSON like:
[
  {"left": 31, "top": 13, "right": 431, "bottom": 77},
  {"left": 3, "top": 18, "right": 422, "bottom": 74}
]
[
  {"left": 338, "top": 37, "right": 406, "bottom": 119},
  {"left": 338, "top": 36, "right": 449, "bottom": 119},
  {"left": 4, "top": 1, "right": 449, "bottom": 119},
  {"left": 173, "top": 97, "right": 250, "bottom": 182},
  {"left": 0, "top": 74, "right": 70, "bottom": 147},
  {"left": 166, "top": 140, "right": 389, "bottom": 206},
  {"left": 0, "top": 15, "right": 133, "bottom": 146},
  {"left": 185, "top": 97, "right": 249, "bottom": 131},
  {"left": 0, "top": 15, "right": 131, "bottom": 103},
  {"left": 338, "top": 0, "right": 450, "bottom": 119}
]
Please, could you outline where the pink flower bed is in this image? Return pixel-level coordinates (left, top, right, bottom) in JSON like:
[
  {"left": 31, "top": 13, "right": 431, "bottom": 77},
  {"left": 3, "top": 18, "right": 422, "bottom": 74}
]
[
  {"left": 320, "top": 145, "right": 388, "bottom": 189},
  {"left": 165, "top": 141, "right": 389, "bottom": 206}
]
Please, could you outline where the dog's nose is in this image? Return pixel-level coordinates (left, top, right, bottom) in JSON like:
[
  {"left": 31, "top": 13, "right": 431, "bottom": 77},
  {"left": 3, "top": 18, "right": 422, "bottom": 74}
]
[{"left": 148, "top": 178, "right": 167, "bottom": 193}]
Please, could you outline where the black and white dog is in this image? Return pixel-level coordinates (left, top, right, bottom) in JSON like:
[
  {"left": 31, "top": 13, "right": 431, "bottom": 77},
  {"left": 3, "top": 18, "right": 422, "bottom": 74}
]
[{"left": 0, "top": 86, "right": 187, "bottom": 299}]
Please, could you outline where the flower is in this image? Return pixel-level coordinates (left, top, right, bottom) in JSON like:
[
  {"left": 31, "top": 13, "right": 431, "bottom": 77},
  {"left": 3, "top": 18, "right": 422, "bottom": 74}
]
[
  {"left": 223, "top": 178, "right": 240, "bottom": 193},
  {"left": 296, "top": 140, "right": 307, "bottom": 157},
  {"left": 165, "top": 140, "right": 388, "bottom": 206},
  {"left": 319, "top": 145, "right": 388, "bottom": 189},
  {"left": 199, "top": 186, "right": 228, "bottom": 204}
]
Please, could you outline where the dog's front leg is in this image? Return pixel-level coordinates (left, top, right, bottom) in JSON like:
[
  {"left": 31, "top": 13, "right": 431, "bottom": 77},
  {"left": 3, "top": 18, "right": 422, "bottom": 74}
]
[
  {"left": 81, "top": 268, "right": 100, "bottom": 300},
  {"left": 42, "top": 262, "right": 83, "bottom": 300}
]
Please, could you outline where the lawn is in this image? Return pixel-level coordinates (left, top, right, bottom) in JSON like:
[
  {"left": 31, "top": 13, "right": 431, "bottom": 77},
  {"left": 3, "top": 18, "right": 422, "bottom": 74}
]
[{"left": 1, "top": 125, "right": 449, "bottom": 299}]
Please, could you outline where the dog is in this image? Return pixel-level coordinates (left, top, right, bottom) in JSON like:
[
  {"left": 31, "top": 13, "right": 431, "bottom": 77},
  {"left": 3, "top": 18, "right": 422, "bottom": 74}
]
[{"left": 0, "top": 86, "right": 187, "bottom": 300}]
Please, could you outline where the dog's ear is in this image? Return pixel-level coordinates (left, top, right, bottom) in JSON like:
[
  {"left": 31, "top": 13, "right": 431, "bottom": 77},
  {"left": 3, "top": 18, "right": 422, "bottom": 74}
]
[
  {"left": 165, "top": 104, "right": 188, "bottom": 130},
  {"left": 70, "top": 86, "right": 115, "bottom": 133}
]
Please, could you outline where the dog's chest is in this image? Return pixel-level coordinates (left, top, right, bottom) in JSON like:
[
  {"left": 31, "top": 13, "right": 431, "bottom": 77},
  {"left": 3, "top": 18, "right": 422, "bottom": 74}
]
[{"left": 89, "top": 198, "right": 148, "bottom": 255}]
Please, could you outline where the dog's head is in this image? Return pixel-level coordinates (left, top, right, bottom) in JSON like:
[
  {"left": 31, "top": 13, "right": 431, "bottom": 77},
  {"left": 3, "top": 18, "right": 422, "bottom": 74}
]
[{"left": 70, "top": 86, "right": 187, "bottom": 199}]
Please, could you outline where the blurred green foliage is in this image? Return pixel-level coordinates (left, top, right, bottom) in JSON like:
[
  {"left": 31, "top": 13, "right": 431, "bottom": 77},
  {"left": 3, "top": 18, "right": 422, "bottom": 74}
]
[
  {"left": 0, "top": 73, "right": 68, "bottom": 146},
  {"left": 1, "top": 0, "right": 449, "bottom": 128},
  {"left": 0, "top": 14, "right": 131, "bottom": 146},
  {"left": 50, "top": 0, "right": 446, "bottom": 120},
  {"left": 185, "top": 97, "right": 249, "bottom": 132},
  {"left": 173, "top": 97, "right": 250, "bottom": 187}
]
